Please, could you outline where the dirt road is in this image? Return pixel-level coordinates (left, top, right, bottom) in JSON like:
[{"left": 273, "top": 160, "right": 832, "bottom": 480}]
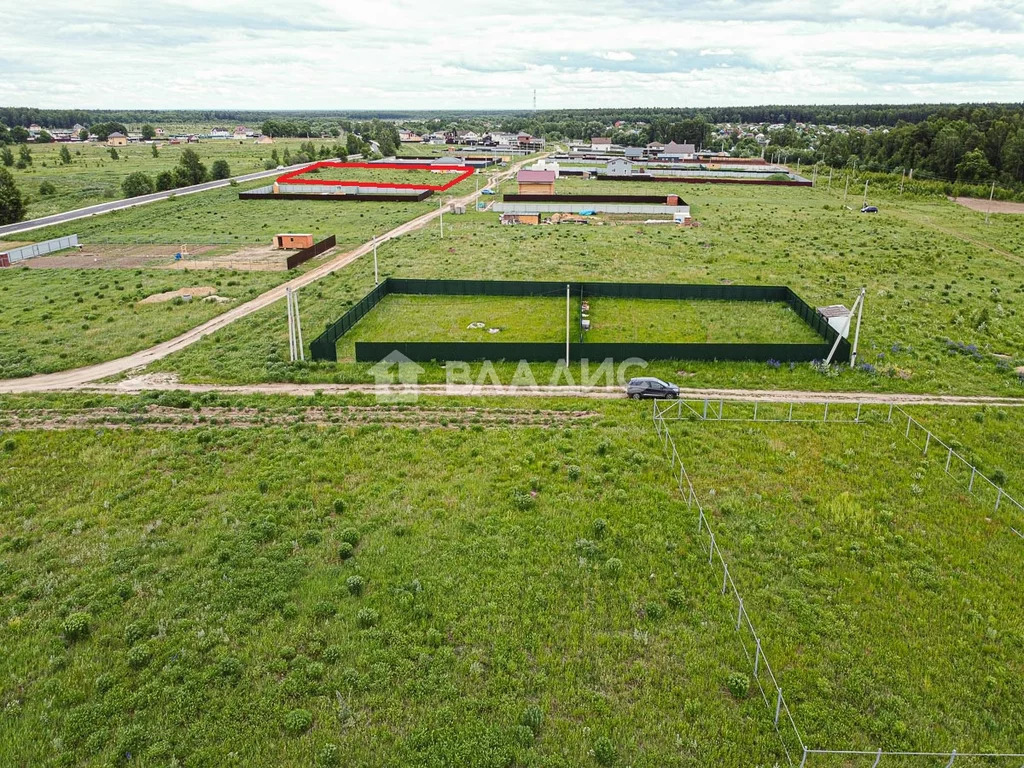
[
  {"left": 0, "top": 160, "right": 530, "bottom": 394},
  {"left": 74, "top": 376, "right": 1024, "bottom": 407}
]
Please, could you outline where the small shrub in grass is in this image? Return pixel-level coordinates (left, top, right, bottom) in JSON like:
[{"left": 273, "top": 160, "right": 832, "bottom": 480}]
[
  {"left": 425, "top": 627, "right": 444, "bottom": 647},
  {"left": 338, "top": 542, "right": 354, "bottom": 560},
  {"left": 340, "top": 527, "right": 360, "bottom": 545},
  {"left": 645, "top": 601, "right": 665, "bottom": 621},
  {"left": 593, "top": 735, "right": 617, "bottom": 766},
  {"left": 666, "top": 588, "right": 686, "bottom": 609},
  {"left": 603, "top": 558, "right": 622, "bottom": 578},
  {"left": 318, "top": 743, "right": 340, "bottom": 767},
  {"left": 991, "top": 468, "right": 1007, "bottom": 486},
  {"left": 592, "top": 518, "right": 608, "bottom": 538},
  {"left": 323, "top": 645, "right": 342, "bottom": 663},
  {"left": 217, "top": 656, "right": 243, "bottom": 679},
  {"left": 301, "top": 530, "right": 322, "bottom": 546},
  {"left": 2, "top": 438, "right": 14, "bottom": 452},
  {"left": 567, "top": 464, "right": 581, "bottom": 480},
  {"left": 357, "top": 608, "right": 378, "bottom": 628},
  {"left": 62, "top": 612, "right": 90, "bottom": 642},
  {"left": 123, "top": 621, "right": 149, "bottom": 646},
  {"left": 511, "top": 490, "right": 535, "bottom": 511},
  {"left": 333, "top": 498, "right": 345, "bottom": 515},
  {"left": 346, "top": 575, "right": 364, "bottom": 596},
  {"left": 520, "top": 704, "right": 543, "bottom": 736},
  {"left": 727, "top": 671, "right": 750, "bottom": 699},
  {"left": 312, "top": 601, "right": 337, "bottom": 620},
  {"left": 574, "top": 538, "right": 599, "bottom": 559},
  {"left": 280, "top": 645, "right": 297, "bottom": 661},
  {"left": 283, "top": 708, "right": 313, "bottom": 735},
  {"left": 127, "top": 643, "right": 153, "bottom": 669}
]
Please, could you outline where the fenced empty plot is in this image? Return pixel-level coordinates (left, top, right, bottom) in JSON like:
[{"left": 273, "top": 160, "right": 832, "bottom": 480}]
[
  {"left": 310, "top": 279, "right": 848, "bottom": 363},
  {"left": 13, "top": 243, "right": 298, "bottom": 272},
  {"left": 652, "top": 399, "right": 1024, "bottom": 766}
]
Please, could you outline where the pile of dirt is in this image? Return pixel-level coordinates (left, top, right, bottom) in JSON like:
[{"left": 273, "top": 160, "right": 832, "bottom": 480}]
[{"left": 138, "top": 286, "right": 216, "bottom": 304}]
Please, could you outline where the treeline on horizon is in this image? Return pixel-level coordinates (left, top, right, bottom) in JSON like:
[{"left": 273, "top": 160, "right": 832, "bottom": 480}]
[{"left": 3, "top": 103, "right": 1023, "bottom": 131}]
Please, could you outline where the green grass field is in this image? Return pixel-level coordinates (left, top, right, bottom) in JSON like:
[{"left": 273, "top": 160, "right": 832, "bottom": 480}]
[
  {"left": 0, "top": 394, "right": 1020, "bottom": 766},
  {"left": 297, "top": 166, "right": 469, "bottom": 187},
  {"left": 664, "top": 406, "right": 1024, "bottom": 759},
  {"left": 4, "top": 138, "right": 324, "bottom": 218},
  {"left": 337, "top": 295, "right": 569, "bottom": 359},
  {"left": 584, "top": 299, "right": 821, "bottom": 344},
  {"left": 0, "top": 267, "right": 292, "bottom": 378},
  {"left": 144, "top": 180, "right": 1024, "bottom": 395}
]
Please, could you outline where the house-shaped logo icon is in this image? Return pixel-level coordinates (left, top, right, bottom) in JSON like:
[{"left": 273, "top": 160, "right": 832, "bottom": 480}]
[{"left": 367, "top": 350, "right": 425, "bottom": 402}]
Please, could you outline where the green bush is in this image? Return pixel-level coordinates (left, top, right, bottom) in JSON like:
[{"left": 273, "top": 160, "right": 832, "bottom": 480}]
[
  {"left": 38, "top": 181, "right": 56, "bottom": 196},
  {"left": 727, "top": 671, "right": 750, "bottom": 699},
  {"left": 62, "top": 612, "right": 90, "bottom": 642},
  {"left": 593, "top": 735, "right": 617, "bottom": 766},
  {"left": 283, "top": 708, "right": 313, "bottom": 735},
  {"left": 311, "top": 601, "right": 337, "bottom": 620},
  {"left": 603, "top": 558, "right": 622, "bottom": 578},
  {"left": 127, "top": 643, "right": 153, "bottom": 669},
  {"left": 520, "top": 704, "right": 543, "bottom": 736},
  {"left": 338, "top": 542, "right": 354, "bottom": 560},
  {"left": 346, "top": 575, "right": 364, "bottom": 596},
  {"left": 340, "top": 527, "right": 360, "bottom": 545},
  {"left": 356, "top": 608, "right": 378, "bottom": 628},
  {"left": 333, "top": 498, "right": 346, "bottom": 514},
  {"left": 666, "top": 588, "right": 686, "bottom": 609}
]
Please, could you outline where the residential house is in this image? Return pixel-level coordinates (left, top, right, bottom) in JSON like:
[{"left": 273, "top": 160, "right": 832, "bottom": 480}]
[
  {"left": 661, "top": 141, "right": 695, "bottom": 159},
  {"left": 232, "top": 126, "right": 249, "bottom": 139},
  {"left": 106, "top": 131, "right": 128, "bottom": 147},
  {"left": 605, "top": 158, "right": 633, "bottom": 176},
  {"left": 210, "top": 127, "right": 230, "bottom": 139},
  {"left": 591, "top": 137, "right": 612, "bottom": 150},
  {"left": 624, "top": 146, "right": 644, "bottom": 160}
]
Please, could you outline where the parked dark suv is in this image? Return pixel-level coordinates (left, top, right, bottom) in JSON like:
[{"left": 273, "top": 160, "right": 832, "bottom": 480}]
[{"left": 625, "top": 377, "right": 680, "bottom": 399}]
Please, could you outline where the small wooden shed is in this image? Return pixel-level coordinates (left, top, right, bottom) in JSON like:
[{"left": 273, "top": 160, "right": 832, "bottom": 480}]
[
  {"left": 273, "top": 234, "right": 314, "bottom": 249},
  {"left": 516, "top": 169, "right": 556, "bottom": 195}
]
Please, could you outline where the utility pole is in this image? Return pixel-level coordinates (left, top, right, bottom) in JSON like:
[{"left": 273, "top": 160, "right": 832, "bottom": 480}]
[
  {"left": 849, "top": 288, "right": 866, "bottom": 369},
  {"left": 899, "top": 168, "right": 905, "bottom": 194},
  {"left": 811, "top": 164, "right": 817, "bottom": 186},
  {"left": 843, "top": 174, "right": 850, "bottom": 205},
  {"left": 373, "top": 236, "right": 379, "bottom": 285},
  {"left": 439, "top": 198, "right": 444, "bottom": 238},
  {"left": 285, "top": 287, "right": 305, "bottom": 362},
  {"left": 985, "top": 180, "right": 995, "bottom": 225},
  {"left": 827, "top": 166, "right": 833, "bottom": 191},
  {"left": 862, "top": 180, "right": 869, "bottom": 209}
]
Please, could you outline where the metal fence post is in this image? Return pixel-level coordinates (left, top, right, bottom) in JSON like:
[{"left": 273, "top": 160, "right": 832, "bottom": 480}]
[
  {"left": 753, "top": 402, "right": 759, "bottom": 420},
  {"left": 788, "top": 403, "right": 794, "bottom": 422},
  {"left": 924, "top": 431, "right": 930, "bottom": 455},
  {"left": 969, "top": 467, "right": 976, "bottom": 492},
  {"left": 995, "top": 488, "right": 1002, "bottom": 511},
  {"left": 823, "top": 402, "right": 829, "bottom": 422},
  {"left": 722, "top": 562, "right": 728, "bottom": 594},
  {"left": 906, "top": 415, "right": 912, "bottom": 438},
  {"left": 887, "top": 403, "right": 893, "bottom": 422},
  {"left": 709, "top": 532, "right": 715, "bottom": 563},
  {"left": 871, "top": 748, "right": 882, "bottom": 768},
  {"left": 697, "top": 508, "right": 704, "bottom": 533},
  {"left": 736, "top": 597, "right": 743, "bottom": 630},
  {"left": 754, "top": 638, "right": 761, "bottom": 676},
  {"left": 946, "top": 447, "right": 952, "bottom": 473},
  {"left": 946, "top": 749, "right": 956, "bottom": 767},
  {"left": 703, "top": 399, "right": 708, "bottom": 420},
  {"left": 774, "top": 687, "right": 782, "bottom": 726},
  {"left": 856, "top": 403, "right": 861, "bottom": 423},
  {"left": 798, "top": 746, "right": 807, "bottom": 767}
]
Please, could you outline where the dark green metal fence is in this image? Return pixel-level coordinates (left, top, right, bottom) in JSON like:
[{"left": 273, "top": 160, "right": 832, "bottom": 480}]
[{"left": 308, "top": 278, "right": 851, "bottom": 363}]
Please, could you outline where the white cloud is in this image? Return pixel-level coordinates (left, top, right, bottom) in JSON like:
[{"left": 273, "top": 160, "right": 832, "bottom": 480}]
[{"left": 0, "top": 0, "right": 1022, "bottom": 109}]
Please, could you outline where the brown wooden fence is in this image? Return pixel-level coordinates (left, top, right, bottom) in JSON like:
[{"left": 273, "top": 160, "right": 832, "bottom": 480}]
[{"left": 286, "top": 235, "right": 336, "bottom": 270}]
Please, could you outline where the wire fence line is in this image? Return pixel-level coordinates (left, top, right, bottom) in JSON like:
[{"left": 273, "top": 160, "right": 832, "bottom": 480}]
[
  {"left": 650, "top": 399, "right": 1024, "bottom": 767},
  {"left": 653, "top": 397, "right": 1023, "bottom": 527}
]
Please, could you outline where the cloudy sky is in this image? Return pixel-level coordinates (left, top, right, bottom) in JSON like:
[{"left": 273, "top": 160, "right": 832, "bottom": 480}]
[{"left": 3, "top": 0, "right": 1023, "bottom": 109}]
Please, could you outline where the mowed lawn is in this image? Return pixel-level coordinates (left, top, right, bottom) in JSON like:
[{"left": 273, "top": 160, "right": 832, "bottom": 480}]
[
  {"left": 584, "top": 299, "right": 822, "bottom": 344},
  {"left": 337, "top": 295, "right": 570, "bottom": 359}
]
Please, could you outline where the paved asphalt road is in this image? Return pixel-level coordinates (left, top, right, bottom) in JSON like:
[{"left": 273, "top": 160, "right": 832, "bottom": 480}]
[{"left": 0, "top": 159, "right": 338, "bottom": 239}]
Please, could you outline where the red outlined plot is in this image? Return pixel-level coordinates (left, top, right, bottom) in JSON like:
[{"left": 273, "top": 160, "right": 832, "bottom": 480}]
[{"left": 276, "top": 162, "right": 475, "bottom": 192}]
